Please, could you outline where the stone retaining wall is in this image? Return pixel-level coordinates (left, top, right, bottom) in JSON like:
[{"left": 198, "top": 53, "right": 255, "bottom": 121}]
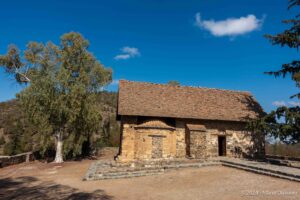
[
  {"left": 266, "top": 154, "right": 300, "bottom": 162},
  {"left": 0, "top": 152, "right": 34, "bottom": 168}
]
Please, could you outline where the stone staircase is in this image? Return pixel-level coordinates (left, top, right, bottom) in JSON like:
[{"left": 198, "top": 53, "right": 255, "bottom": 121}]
[
  {"left": 83, "top": 159, "right": 220, "bottom": 181},
  {"left": 91, "top": 168, "right": 165, "bottom": 180},
  {"left": 220, "top": 158, "right": 300, "bottom": 182},
  {"left": 266, "top": 157, "right": 300, "bottom": 169}
]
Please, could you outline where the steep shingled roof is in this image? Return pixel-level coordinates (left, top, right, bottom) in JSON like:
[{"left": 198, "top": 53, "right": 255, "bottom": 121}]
[{"left": 117, "top": 80, "right": 264, "bottom": 122}]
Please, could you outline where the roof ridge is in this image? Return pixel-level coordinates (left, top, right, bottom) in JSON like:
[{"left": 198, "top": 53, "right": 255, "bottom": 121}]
[{"left": 119, "top": 79, "right": 252, "bottom": 95}]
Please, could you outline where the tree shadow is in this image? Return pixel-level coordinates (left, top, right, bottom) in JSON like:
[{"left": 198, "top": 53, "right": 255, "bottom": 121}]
[
  {"left": 239, "top": 95, "right": 266, "bottom": 120},
  {"left": 0, "top": 176, "right": 113, "bottom": 200},
  {"left": 236, "top": 95, "right": 266, "bottom": 160}
]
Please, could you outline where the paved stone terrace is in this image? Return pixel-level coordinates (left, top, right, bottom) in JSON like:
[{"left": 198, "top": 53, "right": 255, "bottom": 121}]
[
  {"left": 221, "top": 158, "right": 300, "bottom": 176},
  {"left": 84, "top": 157, "right": 300, "bottom": 182},
  {"left": 219, "top": 157, "right": 300, "bottom": 182}
]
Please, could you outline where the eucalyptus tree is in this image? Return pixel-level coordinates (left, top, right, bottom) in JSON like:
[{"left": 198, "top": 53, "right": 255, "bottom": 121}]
[
  {"left": 0, "top": 32, "right": 112, "bottom": 162},
  {"left": 167, "top": 80, "right": 180, "bottom": 86}
]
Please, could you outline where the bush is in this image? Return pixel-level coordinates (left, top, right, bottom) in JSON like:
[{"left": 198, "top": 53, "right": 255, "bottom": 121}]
[
  {"left": 0, "top": 136, "right": 5, "bottom": 145},
  {"left": 266, "top": 142, "right": 300, "bottom": 157},
  {"left": 95, "top": 138, "right": 107, "bottom": 150}
]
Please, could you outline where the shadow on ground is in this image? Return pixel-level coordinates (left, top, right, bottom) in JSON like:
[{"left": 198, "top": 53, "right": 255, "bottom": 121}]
[{"left": 0, "top": 176, "right": 112, "bottom": 200}]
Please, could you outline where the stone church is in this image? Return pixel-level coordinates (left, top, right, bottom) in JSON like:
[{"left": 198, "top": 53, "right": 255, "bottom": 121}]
[{"left": 116, "top": 80, "right": 265, "bottom": 162}]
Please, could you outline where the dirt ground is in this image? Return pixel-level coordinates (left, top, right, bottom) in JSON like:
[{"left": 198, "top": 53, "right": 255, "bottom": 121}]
[{"left": 0, "top": 156, "right": 299, "bottom": 200}]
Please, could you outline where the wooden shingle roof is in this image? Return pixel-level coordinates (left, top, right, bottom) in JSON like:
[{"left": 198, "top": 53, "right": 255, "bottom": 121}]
[{"left": 117, "top": 80, "right": 264, "bottom": 122}]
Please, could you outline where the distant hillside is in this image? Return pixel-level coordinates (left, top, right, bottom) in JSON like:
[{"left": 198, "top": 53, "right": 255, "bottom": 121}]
[
  {"left": 0, "top": 91, "right": 120, "bottom": 155},
  {"left": 0, "top": 100, "right": 18, "bottom": 154},
  {"left": 0, "top": 99, "right": 19, "bottom": 129}
]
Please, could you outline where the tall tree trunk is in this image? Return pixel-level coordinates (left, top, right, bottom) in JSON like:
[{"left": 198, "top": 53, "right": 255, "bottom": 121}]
[{"left": 54, "top": 132, "right": 64, "bottom": 163}]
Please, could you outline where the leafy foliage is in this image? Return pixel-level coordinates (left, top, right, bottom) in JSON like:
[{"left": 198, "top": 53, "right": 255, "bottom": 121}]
[
  {"left": 0, "top": 92, "right": 120, "bottom": 156},
  {"left": 0, "top": 136, "right": 5, "bottom": 145},
  {"left": 167, "top": 80, "right": 180, "bottom": 86},
  {"left": 248, "top": 0, "right": 300, "bottom": 144},
  {"left": 0, "top": 32, "right": 114, "bottom": 160},
  {"left": 264, "top": 0, "right": 300, "bottom": 99},
  {"left": 249, "top": 107, "right": 300, "bottom": 144}
]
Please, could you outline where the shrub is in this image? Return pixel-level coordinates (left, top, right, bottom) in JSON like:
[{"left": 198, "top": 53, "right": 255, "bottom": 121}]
[{"left": 0, "top": 136, "right": 5, "bottom": 145}]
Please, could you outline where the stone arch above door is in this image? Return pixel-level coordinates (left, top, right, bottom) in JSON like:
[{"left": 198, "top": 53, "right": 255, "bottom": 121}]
[{"left": 133, "top": 119, "right": 176, "bottom": 160}]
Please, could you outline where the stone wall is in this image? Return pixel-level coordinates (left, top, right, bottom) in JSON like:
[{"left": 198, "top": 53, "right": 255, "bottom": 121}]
[
  {"left": 134, "top": 128, "right": 176, "bottom": 160},
  {"left": 174, "top": 120, "right": 186, "bottom": 158},
  {"left": 0, "top": 152, "right": 34, "bottom": 168},
  {"left": 117, "top": 117, "right": 264, "bottom": 162},
  {"left": 186, "top": 120, "right": 264, "bottom": 158},
  {"left": 116, "top": 116, "right": 137, "bottom": 162},
  {"left": 116, "top": 116, "right": 178, "bottom": 162},
  {"left": 189, "top": 131, "right": 206, "bottom": 158}
]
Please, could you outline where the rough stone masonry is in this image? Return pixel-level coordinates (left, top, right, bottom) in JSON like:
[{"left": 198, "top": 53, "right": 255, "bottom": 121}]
[{"left": 115, "top": 80, "right": 265, "bottom": 162}]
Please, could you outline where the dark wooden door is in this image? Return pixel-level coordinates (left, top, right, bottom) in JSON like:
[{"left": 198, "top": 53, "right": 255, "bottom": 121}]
[
  {"left": 218, "top": 136, "right": 226, "bottom": 156},
  {"left": 185, "top": 130, "right": 191, "bottom": 157}
]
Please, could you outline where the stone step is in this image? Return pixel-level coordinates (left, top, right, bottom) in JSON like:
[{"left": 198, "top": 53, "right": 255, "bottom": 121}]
[
  {"left": 102, "top": 168, "right": 164, "bottom": 176},
  {"left": 266, "top": 158, "right": 300, "bottom": 169},
  {"left": 134, "top": 159, "right": 206, "bottom": 167},
  {"left": 84, "top": 160, "right": 222, "bottom": 180},
  {"left": 96, "top": 165, "right": 163, "bottom": 173},
  {"left": 92, "top": 168, "right": 165, "bottom": 180},
  {"left": 100, "top": 161, "right": 220, "bottom": 172},
  {"left": 222, "top": 162, "right": 300, "bottom": 182},
  {"left": 164, "top": 161, "right": 221, "bottom": 169},
  {"left": 221, "top": 160, "right": 300, "bottom": 179},
  {"left": 95, "top": 172, "right": 165, "bottom": 180}
]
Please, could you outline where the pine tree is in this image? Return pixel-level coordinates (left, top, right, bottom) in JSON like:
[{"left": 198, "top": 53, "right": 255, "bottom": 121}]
[{"left": 249, "top": 0, "right": 300, "bottom": 144}]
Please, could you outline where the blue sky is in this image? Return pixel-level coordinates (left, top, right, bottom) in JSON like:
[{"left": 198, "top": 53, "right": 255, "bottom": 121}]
[{"left": 0, "top": 0, "right": 299, "bottom": 112}]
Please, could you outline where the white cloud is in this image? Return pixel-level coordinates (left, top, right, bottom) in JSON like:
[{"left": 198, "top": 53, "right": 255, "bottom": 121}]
[
  {"left": 114, "top": 54, "right": 130, "bottom": 60},
  {"left": 288, "top": 101, "right": 300, "bottom": 107},
  {"left": 194, "top": 13, "right": 264, "bottom": 37},
  {"left": 272, "top": 100, "right": 300, "bottom": 107},
  {"left": 272, "top": 101, "right": 286, "bottom": 107},
  {"left": 114, "top": 46, "right": 140, "bottom": 60},
  {"left": 122, "top": 47, "right": 140, "bottom": 56}
]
